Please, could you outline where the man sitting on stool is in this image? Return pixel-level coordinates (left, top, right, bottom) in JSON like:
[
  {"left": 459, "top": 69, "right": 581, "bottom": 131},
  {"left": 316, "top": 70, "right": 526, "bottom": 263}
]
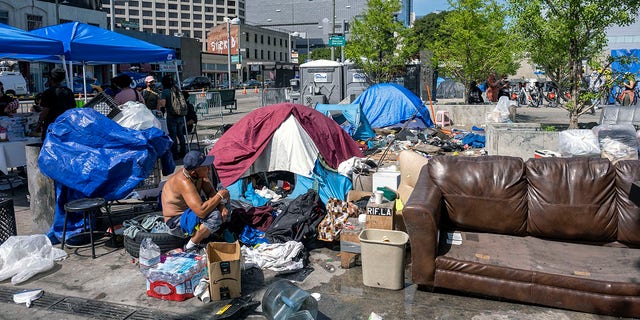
[{"left": 162, "top": 150, "right": 229, "bottom": 251}]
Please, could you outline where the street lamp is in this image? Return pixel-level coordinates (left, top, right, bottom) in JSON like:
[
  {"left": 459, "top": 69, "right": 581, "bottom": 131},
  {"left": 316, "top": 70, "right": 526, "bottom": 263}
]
[
  {"left": 224, "top": 17, "right": 240, "bottom": 89},
  {"left": 288, "top": 32, "right": 299, "bottom": 63}
]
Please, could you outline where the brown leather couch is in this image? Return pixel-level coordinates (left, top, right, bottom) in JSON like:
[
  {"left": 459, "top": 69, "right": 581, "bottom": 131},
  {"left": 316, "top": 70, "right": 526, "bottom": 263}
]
[{"left": 403, "top": 155, "right": 640, "bottom": 317}]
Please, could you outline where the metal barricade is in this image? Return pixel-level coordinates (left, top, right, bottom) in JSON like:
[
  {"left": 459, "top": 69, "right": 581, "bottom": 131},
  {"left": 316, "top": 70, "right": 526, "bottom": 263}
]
[
  {"left": 190, "top": 90, "right": 223, "bottom": 121},
  {"left": 261, "top": 87, "right": 290, "bottom": 107}
]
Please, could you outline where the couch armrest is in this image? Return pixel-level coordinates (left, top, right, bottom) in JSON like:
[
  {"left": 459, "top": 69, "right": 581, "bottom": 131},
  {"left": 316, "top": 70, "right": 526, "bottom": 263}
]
[{"left": 402, "top": 165, "right": 442, "bottom": 287}]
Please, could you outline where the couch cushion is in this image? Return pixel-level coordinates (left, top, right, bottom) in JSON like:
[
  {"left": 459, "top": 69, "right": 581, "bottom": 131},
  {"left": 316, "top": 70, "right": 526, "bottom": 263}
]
[
  {"left": 526, "top": 157, "right": 617, "bottom": 242},
  {"left": 428, "top": 156, "right": 528, "bottom": 235},
  {"left": 437, "top": 231, "right": 640, "bottom": 292},
  {"left": 614, "top": 160, "right": 640, "bottom": 246}
]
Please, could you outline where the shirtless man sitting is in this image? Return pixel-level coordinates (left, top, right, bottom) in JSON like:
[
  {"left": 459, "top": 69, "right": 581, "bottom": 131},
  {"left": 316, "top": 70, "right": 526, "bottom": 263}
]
[{"left": 162, "top": 150, "right": 230, "bottom": 251}]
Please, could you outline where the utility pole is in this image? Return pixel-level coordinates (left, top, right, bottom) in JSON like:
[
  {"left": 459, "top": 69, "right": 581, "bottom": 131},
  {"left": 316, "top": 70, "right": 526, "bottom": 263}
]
[
  {"left": 110, "top": 0, "right": 117, "bottom": 77},
  {"left": 341, "top": 20, "right": 345, "bottom": 62},
  {"left": 330, "top": 0, "right": 335, "bottom": 61}
]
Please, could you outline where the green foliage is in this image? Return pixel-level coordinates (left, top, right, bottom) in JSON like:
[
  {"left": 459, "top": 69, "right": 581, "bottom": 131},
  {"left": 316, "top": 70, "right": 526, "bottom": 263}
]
[
  {"left": 412, "top": 11, "right": 450, "bottom": 48},
  {"left": 344, "top": 0, "right": 418, "bottom": 83},
  {"left": 428, "top": 0, "right": 521, "bottom": 96},
  {"left": 508, "top": 0, "right": 640, "bottom": 128},
  {"left": 542, "top": 125, "right": 557, "bottom": 132},
  {"left": 302, "top": 47, "right": 332, "bottom": 62}
]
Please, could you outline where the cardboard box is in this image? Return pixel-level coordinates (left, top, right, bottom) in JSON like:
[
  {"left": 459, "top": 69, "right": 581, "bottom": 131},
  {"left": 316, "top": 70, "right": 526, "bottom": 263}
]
[
  {"left": 365, "top": 199, "right": 395, "bottom": 230},
  {"left": 207, "top": 241, "right": 241, "bottom": 301}
]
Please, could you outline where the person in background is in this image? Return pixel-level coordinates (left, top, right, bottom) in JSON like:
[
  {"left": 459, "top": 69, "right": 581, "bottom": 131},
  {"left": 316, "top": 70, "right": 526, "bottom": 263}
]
[
  {"left": 142, "top": 75, "right": 160, "bottom": 114},
  {"left": 182, "top": 91, "right": 198, "bottom": 134},
  {"left": 39, "top": 68, "right": 75, "bottom": 141},
  {"left": 468, "top": 81, "right": 484, "bottom": 104},
  {"left": 0, "top": 89, "right": 19, "bottom": 116},
  {"left": 620, "top": 74, "right": 636, "bottom": 106},
  {"left": 159, "top": 75, "right": 187, "bottom": 159},
  {"left": 497, "top": 75, "right": 511, "bottom": 100},
  {"left": 162, "top": 150, "right": 229, "bottom": 252},
  {"left": 113, "top": 74, "right": 145, "bottom": 105},
  {"left": 102, "top": 76, "right": 120, "bottom": 98},
  {"left": 486, "top": 72, "right": 499, "bottom": 102},
  {"left": 31, "top": 93, "right": 43, "bottom": 113}
]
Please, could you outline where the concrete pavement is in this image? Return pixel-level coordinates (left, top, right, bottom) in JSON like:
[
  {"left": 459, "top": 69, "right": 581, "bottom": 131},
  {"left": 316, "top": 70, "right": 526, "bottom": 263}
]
[{"left": 1, "top": 94, "right": 624, "bottom": 319}]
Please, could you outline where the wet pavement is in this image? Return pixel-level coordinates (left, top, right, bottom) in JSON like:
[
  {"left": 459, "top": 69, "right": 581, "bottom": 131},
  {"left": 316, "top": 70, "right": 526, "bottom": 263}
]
[{"left": 0, "top": 95, "right": 621, "bottom": 319}]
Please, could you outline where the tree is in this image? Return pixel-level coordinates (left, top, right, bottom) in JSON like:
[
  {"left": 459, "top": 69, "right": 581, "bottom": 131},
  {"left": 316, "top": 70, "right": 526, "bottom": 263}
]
[
  {"left": 508, "top": 0, "right": 640, "bottom": 128},
  {"left": 344, "top": 0, "right": 418, "bottom": 83},
  {"left": 429, "top": 0, "right": 520, "bottom": 99},
  {"left": 413, "top": 11, "right": 450, "bottom": 47}
]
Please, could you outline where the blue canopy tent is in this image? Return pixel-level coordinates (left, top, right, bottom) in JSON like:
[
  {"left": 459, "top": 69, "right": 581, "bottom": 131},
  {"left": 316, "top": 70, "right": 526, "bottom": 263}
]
[
  {"left": 26, "top": 22, "right": 177, "bottom": 98},
  {"left": 0, "top": 23, "right": 65, "bottom": 56},
  {"left": 610, "top": 49, "right": 639, "bottom": 103},
  {"left": 353, "top": 83, "right": 433, "bottom": 128},
  {"left": 314, "top": 103, "right": 375, "bottom": 141}
]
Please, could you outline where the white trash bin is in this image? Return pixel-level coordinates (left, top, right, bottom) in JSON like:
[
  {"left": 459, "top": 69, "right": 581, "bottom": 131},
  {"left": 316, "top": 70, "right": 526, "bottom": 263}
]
[{"left": 358, "top": 229, "right": 409, "bottom": 290}]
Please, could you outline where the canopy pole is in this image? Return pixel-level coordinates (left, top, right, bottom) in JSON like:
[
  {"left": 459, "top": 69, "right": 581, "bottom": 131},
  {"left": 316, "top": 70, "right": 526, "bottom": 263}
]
[
  {"left": 82, "top": 63, "right": 88, "bottom": 103},
  {"left": 60, "top": 56, "right": 71, "bottom": 88},
  {"left": 173, "top": 60, "right": 181, "bottom": 88}
]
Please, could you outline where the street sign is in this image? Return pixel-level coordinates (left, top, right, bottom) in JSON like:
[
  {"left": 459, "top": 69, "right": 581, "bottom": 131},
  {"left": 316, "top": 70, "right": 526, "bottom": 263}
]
[
  {"left": 329, "top": 35, "right": 346, "bottom": 47},
  {"left": 231, "top": 55, "right": 242, "bottom": 63}
]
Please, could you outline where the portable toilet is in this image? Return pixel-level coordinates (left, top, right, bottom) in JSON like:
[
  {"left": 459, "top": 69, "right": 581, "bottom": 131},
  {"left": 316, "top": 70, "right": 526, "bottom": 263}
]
[
  {"left": 343, "top": 62, "right": 370, "bottom": 103},
  {"left": 299, "top": 59, "right": 343, "bottom": 106}
]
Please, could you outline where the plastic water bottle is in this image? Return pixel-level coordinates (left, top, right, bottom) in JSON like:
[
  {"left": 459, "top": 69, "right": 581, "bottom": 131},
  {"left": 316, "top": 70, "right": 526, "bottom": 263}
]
[{"left": 139, "top": 237, "right": 160, "bottom": 276}]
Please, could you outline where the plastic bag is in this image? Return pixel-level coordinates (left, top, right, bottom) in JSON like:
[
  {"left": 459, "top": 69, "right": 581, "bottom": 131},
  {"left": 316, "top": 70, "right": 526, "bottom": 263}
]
[
  {"left": 558, "top": 129, "right": 600, "bottom": 156},
  {"left": 0, "top": 235, "right": 67, "bottom": 285},
  {"left": 115, "top": 101, "right": 162, "bottom": 131},
  {"left": 593, "top": 124, "right": 639, "bottom": 162}
]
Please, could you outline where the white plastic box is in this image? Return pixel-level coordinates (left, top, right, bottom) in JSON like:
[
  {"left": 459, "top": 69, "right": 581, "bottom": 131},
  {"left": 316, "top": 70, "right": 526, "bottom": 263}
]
[{"left": 372, "top": 170, "right": 401, "bottom": 192}]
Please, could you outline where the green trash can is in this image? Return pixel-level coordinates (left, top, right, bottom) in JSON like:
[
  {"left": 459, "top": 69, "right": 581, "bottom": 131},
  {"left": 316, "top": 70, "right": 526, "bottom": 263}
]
[{"left": 358, "top": 229, "right": 409, "bottom": 290}]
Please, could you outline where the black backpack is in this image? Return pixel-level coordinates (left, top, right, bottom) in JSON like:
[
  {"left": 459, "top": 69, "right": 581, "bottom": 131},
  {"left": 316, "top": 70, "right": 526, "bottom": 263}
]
[{"left": 266, "top": 189, "right": 326, "bottom": 245}]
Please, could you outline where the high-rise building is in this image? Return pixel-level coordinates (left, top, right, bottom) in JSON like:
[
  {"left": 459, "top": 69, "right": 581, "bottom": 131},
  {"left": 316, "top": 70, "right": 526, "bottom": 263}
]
[
  {"left": 245, "top": 0, "right": 368, "bottom": 53},
  {"left": 102, "top": 0, "right": 246, "bottom": 51},
  {"left": 398, "top": 0, "right": 413, "bottom": 27}
]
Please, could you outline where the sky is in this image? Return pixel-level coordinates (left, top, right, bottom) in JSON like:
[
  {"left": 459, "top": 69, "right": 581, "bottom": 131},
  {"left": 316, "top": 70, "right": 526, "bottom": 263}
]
[{"left": 414, "top": 0, "right": 451, "bottom": 17}]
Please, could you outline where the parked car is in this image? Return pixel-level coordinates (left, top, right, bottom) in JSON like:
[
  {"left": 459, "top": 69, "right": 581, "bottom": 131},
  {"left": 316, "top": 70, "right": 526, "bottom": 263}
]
[
  {"left": 243, "top": 79, "right": 262, "bottom": 88},
  {"left": 216, "top": 80, "right": 241, "bottom": 89},
  {"left": 182, "top": 76, "right": 212, "bottom": 91}
]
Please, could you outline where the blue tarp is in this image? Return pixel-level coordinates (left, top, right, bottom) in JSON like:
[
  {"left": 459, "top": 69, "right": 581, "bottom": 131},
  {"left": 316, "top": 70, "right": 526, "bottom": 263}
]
[
  {"left": 20, "top": 22, "right": 175, "bottom": 64},
  {"left": 353, "top": 83, "right": 433, "bottom": 128},
  {"left": 0, "top": 23, "right": 64, "bottom": 57},
  {"left": 39, "top": 108, "right": 174, "bottom": 243},
  {"left": 314, "top": 103, "right": 375, "bottom": 141}
]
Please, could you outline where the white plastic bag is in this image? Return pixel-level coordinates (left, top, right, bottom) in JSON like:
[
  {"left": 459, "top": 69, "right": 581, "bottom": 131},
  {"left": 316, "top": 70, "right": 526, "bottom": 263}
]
[
  {"left": 486, "top": 96, "right": 512, "bottom": 123},
  {"left": 558, "top": 129, "right": 601, "bottom": 156},
  {"left": 0, "top": 235, "right": 67, "bottom": 285},
  {"left": 115, "top": 101, "right": 162, "bottom": 131}
]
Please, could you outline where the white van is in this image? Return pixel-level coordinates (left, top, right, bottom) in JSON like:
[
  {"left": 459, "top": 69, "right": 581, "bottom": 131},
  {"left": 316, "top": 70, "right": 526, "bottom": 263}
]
[{"left": 0, "top": 71, "right": 28, "bottom": 96}]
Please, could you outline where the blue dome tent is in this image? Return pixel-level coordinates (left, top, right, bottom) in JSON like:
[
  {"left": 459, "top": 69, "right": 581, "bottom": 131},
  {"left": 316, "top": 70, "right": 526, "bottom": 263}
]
[{"left": 353, "top": 83, "right": 433, "bottom": 128}]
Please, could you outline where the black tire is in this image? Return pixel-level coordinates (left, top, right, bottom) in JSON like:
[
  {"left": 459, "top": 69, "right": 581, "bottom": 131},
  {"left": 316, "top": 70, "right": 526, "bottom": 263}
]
[{"left": 123, "top": 213, "right": 187, "bottom": 258}]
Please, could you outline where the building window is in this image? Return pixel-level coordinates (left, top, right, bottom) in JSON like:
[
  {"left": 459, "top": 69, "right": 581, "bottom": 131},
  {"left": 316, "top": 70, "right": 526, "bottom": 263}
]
[
  {"left": 216, "top": 8, "right": 224, "bottom": 14},
  {"left": 254, "top": 34, "right": 257, "bottom": 43},
  {"left": 229, "top": 1, "right": 236, "bottom": 6},
  {"left": 216, "top": 0, "right": 224, "bottom": 5},
  {"left": 280, "top": 38, "right": 283, "bottom": 46},
  {"left": 217, "top": 16, "right": 224, "bottom": 22},
  {"left": 142, "top": 10, "right": 152, "bottom": 17},
  {"left": 157, "top": 29, "right": 165, "bottom": 35},
  {"left": 194, "top": 14, "right": 201, "bottom": 20},
  {"left": 261, "top": 35, "right": 263, "bottom": 44},
  {"left": 168, "top": 4, "right": 177, "bottom": 10},
  {"left": 143, "top": 19, "right": 153, "bottom": 24},
  {"left": 245, "top": 32, "right": 249, "bottom": 42},
  {"left": 169, "top": 21, "right": 178, "bottom": 27},
  {"left": 254, "top": 49, "right": 258, "bottom": 59},
  {"left": 156, "top": 3, "right": 165, "bottom": 9},
  {"left": 26, "top": 14, "right": 43, "bottom": 30},
  {"left": 193, "top": 22, "right": 202, "bottom": 28},
  {"left": 267, "top": 36, "right": 270, "bottom": 45},
  {"left": 205, "top": 22, "right": 214, "bottom": 28},
  {"left": 181, "top": 21, "right": 190, "bottom": 27},
  {"left": 157, "top": 11, "right": 165, "bottom": 17},
  {"left": 142, "top": 1, "right": 152, "bottom": 8},
  {"left": 181, "top": 5, "right": 189, "bottom": 10},
  {"left": 181, "top": 13, "right": 190, "bottom": 19},
  {"left": 268, "top": 51, "right": 271, "bottom": 60},
  {"left": 169, "top": 12, "right": 178, "bottom": 18},
  {"left": 205, "top": 15, "right": 214, "bottom": 20},
  {"left": 143, "top": 27, "right": 153, "bottom": 32},
  {"left": 115, "top": 8, "right": 125, "bottom": 14},
  {"left": 205, "top": 7, "right": 213, "bottom": 12},
  {"left": 0, "top": 10, "right": 8, "bottom": 25},
  {"left": 194, "top": 30, "right": 202, "bottom": 38},
  {"left": 156, "top": 20, "right": 166, "bottom": 26},
  {"left": 194, "top": 5, "right": 202, "bottom": 11},
  {"left": 205, "top": 0, "right": 213, "bottom": 4},
  {"left": 261, "top": 50, "right": 264, "bottom": 59},
  {"left": 228, "top": 9, "right": 236, "bottom": 15},
  {"left": 129, "top": 9, "right": 139, "bottom": 15},
  {"left": 280, "top": 52, "right": 283, "bottom": 61},
  {"left": 128, "top": 1, "right": 139, "bottom": 6}
]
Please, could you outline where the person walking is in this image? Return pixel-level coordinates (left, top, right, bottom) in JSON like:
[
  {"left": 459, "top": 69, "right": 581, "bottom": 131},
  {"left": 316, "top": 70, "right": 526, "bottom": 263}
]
[
  {"left": 38, "top": 68, "right": 76, "bottom": 140},
  {"left": 159, "top": 75, "right": 187, "bottom": 159},
  {"left": 486, "top": 72, "right": 499, "bottom": 102}
]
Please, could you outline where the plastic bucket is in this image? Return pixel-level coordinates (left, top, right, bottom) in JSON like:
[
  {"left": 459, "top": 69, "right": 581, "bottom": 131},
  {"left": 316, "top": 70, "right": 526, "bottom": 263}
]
[
  {"left": 359, "top": 229, "right": 409, "bottom": 290},
  {"left": 261, "top": 280, "right": 318, "bottom": 320}
]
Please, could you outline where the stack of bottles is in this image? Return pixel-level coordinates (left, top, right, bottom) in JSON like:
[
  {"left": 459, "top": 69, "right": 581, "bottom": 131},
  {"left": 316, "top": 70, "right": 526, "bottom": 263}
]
[{"left": 145, "top": 252, "right": 208, "bottom": 301}]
